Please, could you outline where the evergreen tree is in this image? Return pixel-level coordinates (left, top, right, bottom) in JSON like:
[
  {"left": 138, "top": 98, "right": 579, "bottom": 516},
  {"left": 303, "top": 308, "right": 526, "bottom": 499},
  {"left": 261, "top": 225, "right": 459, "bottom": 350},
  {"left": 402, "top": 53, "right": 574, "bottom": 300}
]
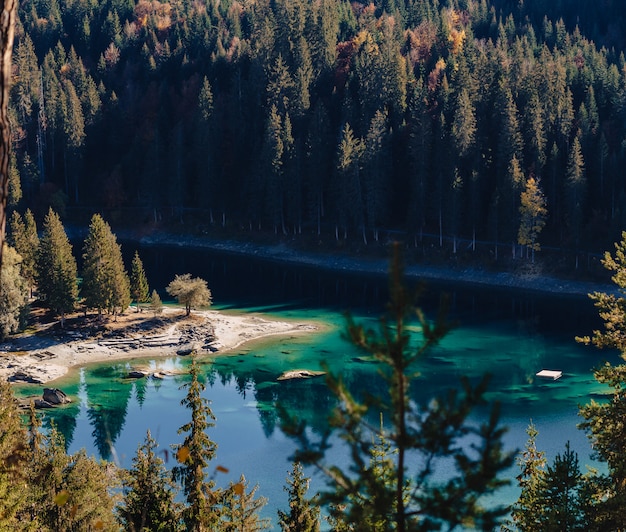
[
  {"left": 334, "top": 122, "right": 365, "bottom": 241},
  {"left": 130, "top": 250, "right": 150, "bottom": 312},
  {"left": 219, "top": 475, "right": 271, "bottom": 531},
  {"left": 149, "top": 289, "right": 163, "bottom": 317},
  {"left": 119, "top": 430, "right": 182, "bottom": 532},
  {"left": 536, "top": 442, "right": 587, "bottom": 531},
  {"left": 172, "top": 357, "right": 221, "bottom": 530},
  {"left": 565, "top": 136, "right": 586, "bottom": 253},
  {"left": 0, "top": 245, "right": 28, "bottom": 340},
  {"left": 576, "top": 232, "right": 626, "bottom": 530},
  {"left": 81, "top": 213, "right": 130, "bottom": 318},
  {"left": 166, "top": 274, "right": 212, "bottom": 316},
  {"left": 282, "top": 245, "right": 513, "bottom": 531},
  {"left": 277, "top": 462, "right": 320, "bottom": 532},
  {"left": 37, "top": 208, "right": 78, "bottom": 327},
  {"left": 0, "top": 381, "right": 29, "bottom": 529},
  {"left": 504, "top": 423, "right": 547, "bottom": 531},
  {"left": 26, "top": 423, "right": 117, "bottom": 532},
  {"left": 21, "top": 209, "right": 39, "bottom": 298},
  {"left": 518, "top": 176, "right": 547, "bottom": 262}
]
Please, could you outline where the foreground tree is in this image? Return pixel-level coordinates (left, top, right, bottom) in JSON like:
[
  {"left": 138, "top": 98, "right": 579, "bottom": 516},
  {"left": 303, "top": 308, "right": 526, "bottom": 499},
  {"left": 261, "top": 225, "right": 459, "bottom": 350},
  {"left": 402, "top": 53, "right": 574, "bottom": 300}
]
[
  {"left": 575, "top": 231, "right": 626, "bottom": 530},
  {"left": 25, "top": 422, "right": 117, "bottom": 531},
  {"left": 81, "top": 213, "right": 131, "bottom": 318},
  {"left": 119, "top": 430, "right": 182, "bottom": 531},
  {"left": 166, "top": 274, "right": 212, "bottom": 316},
  {"left": 130, "top": 251, "right": 150, "bottom": 312},
  {"left": 219, "top": 475, "right": 270, "bottom": 531},
  {"left": 0, "top": 244, "right": 27, "bottom": 339},
  {"left": 172, "top": 357, "right": 220, "bottom": 530},
  {"left": 8, "top": 209, "right": 38, "bottom": 297},
  {"left": 0, "top": 380, "right": 28, "bottom": 529},
  {"left": 283, "top": 244, "right": 513, "bottom": 531},
  {"left": 277, "top": 462, "right": 320, "bottom": 532},
  {"left": 504, "top": 423, "right": 546, "bottom": 531},
  {"left": 36, "top": 208, "right": 77, "bottom": 327}
]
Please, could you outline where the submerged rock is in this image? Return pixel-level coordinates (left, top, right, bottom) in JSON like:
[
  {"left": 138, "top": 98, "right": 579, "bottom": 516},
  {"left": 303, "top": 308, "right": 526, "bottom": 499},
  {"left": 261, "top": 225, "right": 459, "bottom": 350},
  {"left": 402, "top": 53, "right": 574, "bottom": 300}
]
[{"left": 277, "top": 369, "right": 325, "bottom": 381}]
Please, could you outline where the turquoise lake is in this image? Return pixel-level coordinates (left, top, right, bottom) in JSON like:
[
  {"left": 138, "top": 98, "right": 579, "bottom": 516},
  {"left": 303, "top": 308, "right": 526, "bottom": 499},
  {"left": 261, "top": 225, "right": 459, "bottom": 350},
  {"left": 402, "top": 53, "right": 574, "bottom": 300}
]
[{"left": 14, "top": 247, "right": 617, "bottom": 527}]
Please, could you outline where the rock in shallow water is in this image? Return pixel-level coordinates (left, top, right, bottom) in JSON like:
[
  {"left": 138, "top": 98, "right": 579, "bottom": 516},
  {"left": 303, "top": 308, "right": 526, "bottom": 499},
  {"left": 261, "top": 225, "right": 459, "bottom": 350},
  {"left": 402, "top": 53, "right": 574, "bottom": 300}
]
[{"left": 277, "top": 369, "right": 325, "bottom": 381}]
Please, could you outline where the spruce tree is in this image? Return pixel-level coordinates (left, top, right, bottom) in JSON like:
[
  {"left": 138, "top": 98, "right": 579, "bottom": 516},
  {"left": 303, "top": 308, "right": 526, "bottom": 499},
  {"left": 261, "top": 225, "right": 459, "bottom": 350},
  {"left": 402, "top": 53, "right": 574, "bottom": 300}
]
[
  {"left": 149, "top": 289, "right": 163, "bottom": 317},
  {"left": 219, "top": 475, "right": 271, "bottom": 531},
  {"left": 0, "top": 381, "right": 29, "bottom": 529},
  {"left": 130, "top": 251, "right": 150, "bottom": 312},
  {"left": 0, "top": 245, "right": 28, "bottom": 340},
  {"left": 565, "top": 136, "right": 587, "bottom": 254},
  {"left": 504, "top": 423, "right": 547, "bottom": 531},
  {"left": 518, "top": 176, "right": 547, "bottom": 262},
  {"left": 172, "top": 357, "right": 221, "bottom": 530},
  {"left": 277, "top": 462, "right": 320, "bottom": 532},
  {"left": 21, "top": 209, "right": 39, "bottom": 298},
  {"left": 119, "top": 430, "right": 182, "bottom": 531},
  {"left": 82, "top": 213, "right": 130, "bottom": 318},
  {"left": 282, "top": 244, "right": 513, "bottom": 531},
  {"left": 536, "top": 442, "right": 587, "bottom": 531},
  {"left": 37, "top": 208, "right": 78, "bottom": 327}
]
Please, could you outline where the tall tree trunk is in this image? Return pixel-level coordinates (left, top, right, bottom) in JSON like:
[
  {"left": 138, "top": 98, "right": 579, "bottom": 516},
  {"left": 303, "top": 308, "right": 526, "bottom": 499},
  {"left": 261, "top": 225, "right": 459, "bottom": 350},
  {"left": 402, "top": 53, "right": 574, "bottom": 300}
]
[{"left": 0, "top": 0, "right": 17, "bottom": 268}]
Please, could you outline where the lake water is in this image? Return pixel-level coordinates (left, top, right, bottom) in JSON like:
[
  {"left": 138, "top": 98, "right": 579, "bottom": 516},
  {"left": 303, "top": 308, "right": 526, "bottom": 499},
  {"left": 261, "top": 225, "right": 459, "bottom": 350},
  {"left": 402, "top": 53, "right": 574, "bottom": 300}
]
[{"left": 14, "top": 247, "right": 616, "bottom": 527}]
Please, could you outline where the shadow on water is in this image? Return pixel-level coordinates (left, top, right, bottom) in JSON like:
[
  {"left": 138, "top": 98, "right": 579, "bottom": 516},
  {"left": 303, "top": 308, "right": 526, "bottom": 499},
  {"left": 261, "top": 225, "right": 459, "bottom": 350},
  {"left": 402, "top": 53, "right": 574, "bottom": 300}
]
[{"left": 17, "top": 246, "right": 616, "bottom": 525}]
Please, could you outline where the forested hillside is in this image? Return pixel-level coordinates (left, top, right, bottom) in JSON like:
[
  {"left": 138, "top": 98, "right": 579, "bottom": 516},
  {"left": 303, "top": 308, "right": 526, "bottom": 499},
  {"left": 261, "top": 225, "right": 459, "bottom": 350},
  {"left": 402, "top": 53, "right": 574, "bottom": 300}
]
[{"left": 9, "top": 0, "right": 626, "bottom": 256}]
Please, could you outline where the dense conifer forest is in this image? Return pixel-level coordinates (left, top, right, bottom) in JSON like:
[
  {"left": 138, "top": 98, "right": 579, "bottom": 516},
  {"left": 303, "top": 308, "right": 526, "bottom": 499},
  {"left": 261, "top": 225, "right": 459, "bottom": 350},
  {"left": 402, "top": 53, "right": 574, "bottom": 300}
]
[{"left": 8, "top": 1, "right": 626, "bottom": 259}]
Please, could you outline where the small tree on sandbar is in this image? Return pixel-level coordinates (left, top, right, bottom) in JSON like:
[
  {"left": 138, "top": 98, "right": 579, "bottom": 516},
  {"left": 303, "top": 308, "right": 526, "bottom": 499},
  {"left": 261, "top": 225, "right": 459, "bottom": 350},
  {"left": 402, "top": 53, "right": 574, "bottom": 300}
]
[
  {"left": 166, "top": 274, "right": 212, "bottom": 316},
  {"left": 149, "top": 289, "right": 163, "bottom": 317},
  {"left": 130, "top": 251, "right": 150, "bottom": 312}
]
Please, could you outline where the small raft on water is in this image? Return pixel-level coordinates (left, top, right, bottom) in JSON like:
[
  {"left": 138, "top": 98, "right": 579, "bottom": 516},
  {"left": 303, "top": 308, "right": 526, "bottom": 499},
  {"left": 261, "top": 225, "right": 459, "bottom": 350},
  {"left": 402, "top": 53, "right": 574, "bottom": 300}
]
[{"left": 536, "top": 369, "right": 563, "bottom": 380}]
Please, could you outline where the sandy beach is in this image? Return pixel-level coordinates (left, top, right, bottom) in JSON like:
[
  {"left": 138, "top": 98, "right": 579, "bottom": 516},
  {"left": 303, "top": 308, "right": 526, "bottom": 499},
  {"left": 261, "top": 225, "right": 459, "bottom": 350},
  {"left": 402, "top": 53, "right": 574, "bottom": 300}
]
[{"left": 0, "top": 307, "right": 320, "bottom": 384}]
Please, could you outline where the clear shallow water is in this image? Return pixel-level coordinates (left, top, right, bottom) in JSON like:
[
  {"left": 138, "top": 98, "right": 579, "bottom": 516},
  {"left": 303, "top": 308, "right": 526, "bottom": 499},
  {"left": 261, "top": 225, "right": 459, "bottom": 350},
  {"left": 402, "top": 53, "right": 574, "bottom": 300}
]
[{"left": 13, "top": 248, "right": 617, "bottom": 527}]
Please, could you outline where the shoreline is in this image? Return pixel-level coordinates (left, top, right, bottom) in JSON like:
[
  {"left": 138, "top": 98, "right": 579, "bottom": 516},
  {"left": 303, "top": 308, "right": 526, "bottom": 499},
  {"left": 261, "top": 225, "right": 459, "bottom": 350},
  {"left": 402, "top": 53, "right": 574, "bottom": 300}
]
[
  {"left": 131, "top": 232, "right": 616, "bottom": 299},
  {"left": 0, "top": 307, "right": 322, "bottom": 385}
]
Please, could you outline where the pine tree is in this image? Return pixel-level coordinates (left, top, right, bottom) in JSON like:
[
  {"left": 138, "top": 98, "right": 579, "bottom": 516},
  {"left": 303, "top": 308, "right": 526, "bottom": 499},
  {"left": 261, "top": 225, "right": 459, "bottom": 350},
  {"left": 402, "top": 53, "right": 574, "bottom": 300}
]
[
  {"left": 119, "top": 430, "right": 182, "bottom": 531},
  {"left": 0, "top": 381, "right": 29, "bottom": 529},
  {"left": 565, "top": 136, "right": 586, "bottom": 253},
  {"left": 277, "top": 462, "right": 320, "bottom": 532},
  {"left": 172, "top": 357, "right": 221, "bottom": 530},
  {"left": 518, "top": 176, "right": 547, "bottom": 262},
  {"left": 282, "top": 245, "right": 513, "bottom": 531},
  {"left": 219, "top": 474, "right": 271, "bottom": 531},
  {"left": 82, "top": 213, "right": 130, "bottom": 318},
  {"left": 576, "top": 233, "right": 626, "bottom": 530},
  {"left": 149, "top": 289, "right": 163, "bottom": 317},
  {"left": 130, "top": 251, "right": 150, "bottom": 312},
  {"left": 335, "top": 122, "right": 365, "bottom": 241},
  {"left": 21, "top": 209, "right": 39, "bottom": 297},
  {"left": 504, "top": 423, "right": 547, "bottom": 531},
  {"left": 37, "top": 208, "right": 78, "bottom": 327},
  {"left": 8, "top": 210, "right": 39, "bottom": 298},
  {"left": 0, "top": 245, "right": 28, "bottom": 340},
  {"left": 536, "top": 442, "right": 587, "bottom": 531}
]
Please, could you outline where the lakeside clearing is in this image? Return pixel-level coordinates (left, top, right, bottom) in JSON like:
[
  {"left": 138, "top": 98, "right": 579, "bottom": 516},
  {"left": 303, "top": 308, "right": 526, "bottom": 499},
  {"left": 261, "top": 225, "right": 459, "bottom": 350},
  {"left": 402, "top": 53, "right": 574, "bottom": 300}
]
[{"left": 0, "top": 307, "right": 321, "bottom": 384}]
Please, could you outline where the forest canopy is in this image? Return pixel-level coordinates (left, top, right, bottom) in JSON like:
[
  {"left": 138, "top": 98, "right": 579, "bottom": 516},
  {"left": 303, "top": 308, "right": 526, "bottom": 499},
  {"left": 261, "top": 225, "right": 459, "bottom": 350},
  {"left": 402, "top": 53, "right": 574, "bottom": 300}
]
[{"left": 9, "top": 0, "right": 626, "bottom": 255}]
